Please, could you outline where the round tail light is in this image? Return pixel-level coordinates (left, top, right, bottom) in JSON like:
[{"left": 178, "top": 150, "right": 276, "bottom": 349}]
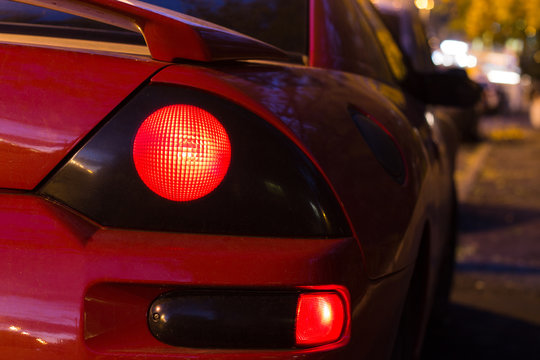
[{"left": 133, "top": 104, "right": 231, "bottom": 202}]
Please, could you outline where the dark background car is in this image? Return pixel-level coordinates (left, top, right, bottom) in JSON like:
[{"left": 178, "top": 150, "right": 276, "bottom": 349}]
[{"left": 375, "top": 0, "right": 483, "bottom": 142}]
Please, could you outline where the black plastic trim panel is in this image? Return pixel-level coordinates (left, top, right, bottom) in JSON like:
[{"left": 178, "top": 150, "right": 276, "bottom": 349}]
[
  {"left": 40, "top": 84, "right": 351, "bottom": 237},
  {"left": 148, "top": 290, "right": 298, "bottom": 348}
]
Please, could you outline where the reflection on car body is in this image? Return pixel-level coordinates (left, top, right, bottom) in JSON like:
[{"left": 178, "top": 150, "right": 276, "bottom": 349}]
[{"left": 0, "top": 0, "right": 467, "bottom": 359}]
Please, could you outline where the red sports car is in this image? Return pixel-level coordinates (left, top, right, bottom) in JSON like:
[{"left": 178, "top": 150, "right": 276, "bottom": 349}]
[{"left": 0, "top": 0, "right": 468, "bottom": 359}]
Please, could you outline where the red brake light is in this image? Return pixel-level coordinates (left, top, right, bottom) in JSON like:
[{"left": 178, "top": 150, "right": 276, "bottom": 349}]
[
  {"left": 295, "top": 292, "right": 345, "bottom": 347},
  {"left": 133, "top": 104, "right": 231, "bottom": 202}
]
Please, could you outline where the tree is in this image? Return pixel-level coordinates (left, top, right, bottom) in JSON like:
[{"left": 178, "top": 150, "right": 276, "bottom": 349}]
[
  {"left": 434, "top": 0, "right": 540, "bottom": 44},
  {"left": 433, "top": 0, "right": 540, "bottom": 78}
]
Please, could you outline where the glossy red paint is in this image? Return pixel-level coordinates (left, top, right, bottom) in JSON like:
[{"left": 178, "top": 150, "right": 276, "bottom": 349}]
[
  {"left": 153, "top": 62, "right": 425, "bottom": 279},
  {"left": 150, "top": 65, "right": 309, "bottom": 154},
  {"left": 0, "top": 44, "right": 163, "bottom": 190},
  {"left": 0, "top": 193, "right": 368, "bottom": 358},
  {"left": 308, "top": 0, "right": 329, "bottom": 70},
  {"left": 151, "top": 65, "right": 364, "bottom": 259},
  {"left": 19, "top": 0, "right": 288, "bottom": 62},
  {"left": 0, "top": 191, "right": 411, "bottom": 359},
  {"left": 1, "top": 0, "right": 458, "bottom": 358}
]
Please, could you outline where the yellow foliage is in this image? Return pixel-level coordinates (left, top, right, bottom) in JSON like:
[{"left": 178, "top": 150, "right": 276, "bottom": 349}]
[
  {"left": 493, "top": 0, "right": 514, "bottom": 24},
  {"left": 464, "top": 0, "right": 491, "bottom": 39},
  {"left": 524, "top": 0, "right": 540, "bottom": 30},
  {"left": 437, "top": 0, "right": 537, "bottom": 42}
]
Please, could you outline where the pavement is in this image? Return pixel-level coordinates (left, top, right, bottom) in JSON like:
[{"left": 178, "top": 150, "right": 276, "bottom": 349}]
[{"left": 423, "top": 113, "right": 540, "bottom": 359}]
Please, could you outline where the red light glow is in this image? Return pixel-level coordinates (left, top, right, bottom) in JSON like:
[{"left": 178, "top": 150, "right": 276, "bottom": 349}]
[
  {"left": 133, "top": 105, "right": 231, "bottom": 202},
  {"left": 295, "top": 293, "right": 345, "bottom": 347}
]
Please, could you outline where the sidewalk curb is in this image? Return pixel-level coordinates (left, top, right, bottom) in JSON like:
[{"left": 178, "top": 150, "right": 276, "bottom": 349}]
[{"left": 456, "top": 143, "right": 492, "bottom": 202}]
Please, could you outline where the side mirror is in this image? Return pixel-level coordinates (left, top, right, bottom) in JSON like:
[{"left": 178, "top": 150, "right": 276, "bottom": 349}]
[{"left": 420, "top": 68, "right": 482, "bottom": 108}]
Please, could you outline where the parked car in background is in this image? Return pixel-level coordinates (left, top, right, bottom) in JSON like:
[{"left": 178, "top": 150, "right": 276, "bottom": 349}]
[
  {"left": 0, "top": 0, "right": 474, "bottom": 359},
  {"left": 374, "top": 0, "right": 483, "bottom": 142}
]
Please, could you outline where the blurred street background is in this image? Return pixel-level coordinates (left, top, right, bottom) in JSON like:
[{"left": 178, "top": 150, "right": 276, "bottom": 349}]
[
  {"left": 423, "top": 113, "right": 540, "bottom": 359},
  {"left": 373, "top": 1, "right": 540, "bottom": 357}
]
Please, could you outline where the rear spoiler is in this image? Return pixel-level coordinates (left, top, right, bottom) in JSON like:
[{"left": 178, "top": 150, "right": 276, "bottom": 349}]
[{"left": 14, "top": 0, "right": 289, "bottom": 62}]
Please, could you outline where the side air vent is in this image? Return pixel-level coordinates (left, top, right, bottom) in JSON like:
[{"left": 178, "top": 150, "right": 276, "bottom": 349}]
[{"left": 349, "top": 107, "right": 406, "bottom": 184}]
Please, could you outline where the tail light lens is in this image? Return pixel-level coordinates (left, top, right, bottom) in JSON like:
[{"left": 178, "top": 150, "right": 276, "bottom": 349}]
[
  {"left": 295, "top": 293, "right": 346, "bottom": 347},
  {"left": 133, "top": 104, "right": 231, "bottom": 202},
  {"left": 39, "top": 84, "right": 350, "bottom": 237}
]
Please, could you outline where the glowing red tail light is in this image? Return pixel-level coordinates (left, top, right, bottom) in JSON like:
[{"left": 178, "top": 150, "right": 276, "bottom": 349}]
[
  {"left": 295, "top": 292, "right": 346, "bottom": 347},
  {"left": 133, "top": 104, "right": 231, "bottom": 202}
]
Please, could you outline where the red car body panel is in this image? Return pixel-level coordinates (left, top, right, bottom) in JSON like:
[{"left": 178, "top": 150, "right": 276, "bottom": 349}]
[
  {"left": 152, "top": 63, "right": 428, "bottom": 279},
  {"left": 0, "top": 194, "right": 367, "bottom": 358},
  {"left": 0, "top": 0, "right": 457, "bottom": 359},
  {"left": 0, "top": 44, "right": 164, "bottom": 190},
  {"left": 0, "top": 192, "right": 417, "bottom": 360}
]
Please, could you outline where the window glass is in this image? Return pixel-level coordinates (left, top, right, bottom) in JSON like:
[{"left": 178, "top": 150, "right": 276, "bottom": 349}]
[
  {"left": 378, "top": 11, "right": 401, "bottom": 43},
  {"left": 410, "top": 12, "right": 435, "bottom": 71},
  {"left": 1, "top": 0, "right": 307, "bottom": 55},
  {"left": 379, "top": 8, "right": 435, "bottom": 73},
  {"left": 142, "top": 0, "right": 308, "bottom": 55},
  {"left": 0, "top": 0, "right": 143, "bottom": 44},
  {"left": 358, "top": 0, "right": 408, "bottom": 82},
  {"left": 315, "top": 0, "right": 394, "bottom": 82}
]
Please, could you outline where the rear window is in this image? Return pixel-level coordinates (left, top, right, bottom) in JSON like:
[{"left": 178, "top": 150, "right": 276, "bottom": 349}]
[
  {"left": 0, "top": 0, "right": 144, "bottom": 45},
  {"left": 1, "top": 0, "right": 307, "bottom": 55},
  {"left": 142, "top": 0, "right": 308, "bottom": 55}
]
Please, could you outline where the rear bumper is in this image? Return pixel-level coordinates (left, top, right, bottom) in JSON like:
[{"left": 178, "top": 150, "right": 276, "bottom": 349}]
[{"left": 0, "top": 193, "right": 381, "bottom": 359}]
